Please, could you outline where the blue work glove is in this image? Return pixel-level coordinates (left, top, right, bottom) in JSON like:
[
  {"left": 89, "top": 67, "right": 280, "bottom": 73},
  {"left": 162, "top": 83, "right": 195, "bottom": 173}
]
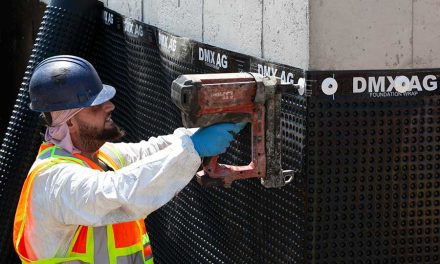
[{"left": 191, "top": 122, "right": 247, "bottom": 157}]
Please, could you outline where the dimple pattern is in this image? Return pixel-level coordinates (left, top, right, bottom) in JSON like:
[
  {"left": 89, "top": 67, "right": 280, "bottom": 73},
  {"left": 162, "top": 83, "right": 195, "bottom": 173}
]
[
  {"left": 90, "top": 10, "right": 305, "bottom": 263},
  {"left": 1, "top": 2, "right": 438, "bottom": 264},
  {"left": 0, "top": 1, "right": 102, "bottom": 262},
  {"left": 305, "top": 75, "right": 440, "bottom": 263}
]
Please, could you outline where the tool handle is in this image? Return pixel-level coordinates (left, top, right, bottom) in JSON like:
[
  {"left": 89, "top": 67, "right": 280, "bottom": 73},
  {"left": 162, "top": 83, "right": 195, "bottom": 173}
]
[
  {"left": 202, "top": 156, "right": 219, "bottom": 174},
  {"left": 198, "top": 156, "right": 261, "bottom": 187}
]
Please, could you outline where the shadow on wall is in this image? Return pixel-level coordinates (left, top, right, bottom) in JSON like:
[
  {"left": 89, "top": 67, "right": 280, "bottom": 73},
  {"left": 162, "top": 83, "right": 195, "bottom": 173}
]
[{"left": 0, "top": 0, "right": 45, "bottom": 139}]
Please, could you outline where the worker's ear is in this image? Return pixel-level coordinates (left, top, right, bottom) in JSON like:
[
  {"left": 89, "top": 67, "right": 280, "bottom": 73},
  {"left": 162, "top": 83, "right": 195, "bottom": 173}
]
[
  {"left": 67, "top": 118, "right": 79, "bottom": 136},
  {"left": 66, "top": 119, "right": 73, "bottom": 127}
]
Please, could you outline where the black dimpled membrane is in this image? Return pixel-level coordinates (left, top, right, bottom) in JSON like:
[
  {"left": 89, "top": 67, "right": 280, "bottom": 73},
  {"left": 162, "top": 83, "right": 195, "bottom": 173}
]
[
  {"left": 1, "top": 2, "right": 439, "bottom": 263},
  {"left": 89, "top": 11, "right": 306, "bottom": 263},
  {"left": 0, "top": 0, "right": 102, "bottom": 262},
  {"left": 305, "top": 71, "right": 440, "bottom": 263}
]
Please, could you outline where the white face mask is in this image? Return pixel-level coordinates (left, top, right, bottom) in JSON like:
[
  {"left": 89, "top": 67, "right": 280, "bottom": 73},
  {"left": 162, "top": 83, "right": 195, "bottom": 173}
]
[
  {"left": 50, "top": 108, "right": 83, "bottom": 126},
  {"left": 44, "top": 108, "right": 83, "bottom": 153}
]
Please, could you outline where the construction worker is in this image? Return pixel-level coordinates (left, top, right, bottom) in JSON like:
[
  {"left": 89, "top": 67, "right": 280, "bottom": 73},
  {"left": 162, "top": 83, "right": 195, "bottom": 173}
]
[{"left": 13, "top": 55, "right": 245, "bottom": 263}]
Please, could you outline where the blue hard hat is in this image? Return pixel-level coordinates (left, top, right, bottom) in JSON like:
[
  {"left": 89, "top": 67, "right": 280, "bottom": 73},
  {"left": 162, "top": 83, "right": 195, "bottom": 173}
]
[{"left": 29, "top": 55, "right": 116, "bottom": 112}]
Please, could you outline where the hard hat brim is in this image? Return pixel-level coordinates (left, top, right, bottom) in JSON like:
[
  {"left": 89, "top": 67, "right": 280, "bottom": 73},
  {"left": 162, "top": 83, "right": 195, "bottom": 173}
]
[
  {"left": 29, "top": 83, "right": 116, "bottom": 112},
  {"left": 90, "top": 84, "right": 116, "bottom": 107}
]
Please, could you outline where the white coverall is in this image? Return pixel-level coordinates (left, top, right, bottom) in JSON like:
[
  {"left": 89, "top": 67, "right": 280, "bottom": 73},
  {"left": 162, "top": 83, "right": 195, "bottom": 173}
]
[{"left": 25, "top": 128, "right": 201, "bottom": 259}]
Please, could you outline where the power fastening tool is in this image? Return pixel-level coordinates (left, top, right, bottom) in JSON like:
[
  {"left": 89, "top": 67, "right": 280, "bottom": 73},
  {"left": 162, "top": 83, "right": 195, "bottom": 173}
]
[{"left": 171, "top": 72, "right": 294, "bottom": 188}]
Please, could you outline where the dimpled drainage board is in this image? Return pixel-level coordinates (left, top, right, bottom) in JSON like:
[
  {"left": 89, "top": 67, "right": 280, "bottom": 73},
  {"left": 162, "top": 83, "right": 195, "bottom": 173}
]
[
  {"left": 89, "top": 8, "right": 306, "bottom": 263},
  {"left": 1, "top": 1, "right": 439, "bottom": 263},
  {"left": 0, "top": 0, "right": 102, "bottom": 262},
  {"left": 305, "top": 71, "right": 440, "bottom": 263}
]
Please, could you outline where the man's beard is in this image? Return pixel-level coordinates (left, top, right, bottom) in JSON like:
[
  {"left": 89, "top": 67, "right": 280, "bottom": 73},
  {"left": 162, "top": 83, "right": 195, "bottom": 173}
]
[{"left": 77, "top": 121, "right": 125, "bottom": 152}]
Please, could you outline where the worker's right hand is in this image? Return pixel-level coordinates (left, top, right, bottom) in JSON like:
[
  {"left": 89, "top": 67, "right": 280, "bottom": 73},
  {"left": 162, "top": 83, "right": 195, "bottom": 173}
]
[{"left": 190, "top": 122, "right": 246, "bottom": 157}]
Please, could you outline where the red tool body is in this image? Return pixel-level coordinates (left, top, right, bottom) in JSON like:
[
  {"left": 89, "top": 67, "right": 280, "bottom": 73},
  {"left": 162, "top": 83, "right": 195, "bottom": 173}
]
[{"left": 171, "top": 73, "right": 293, "bottom": 188}]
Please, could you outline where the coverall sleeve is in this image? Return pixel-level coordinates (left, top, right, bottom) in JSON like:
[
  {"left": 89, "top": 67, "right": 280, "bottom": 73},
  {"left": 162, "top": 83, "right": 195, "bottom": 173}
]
[
  {"left": 112, "top": 128, "right": 198, "bottom": 165},
  {"left": 31, "top": 128, "right": 201, "bottom": 227}
]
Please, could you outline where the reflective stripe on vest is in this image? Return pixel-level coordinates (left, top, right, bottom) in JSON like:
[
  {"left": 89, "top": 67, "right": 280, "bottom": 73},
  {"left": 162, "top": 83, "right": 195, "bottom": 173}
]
[
  {"left": 100, "top": 143, "right": 125, "bottom": 169},
  {"left": 13, "top": 143, "right": 153, "bottom": 264}
]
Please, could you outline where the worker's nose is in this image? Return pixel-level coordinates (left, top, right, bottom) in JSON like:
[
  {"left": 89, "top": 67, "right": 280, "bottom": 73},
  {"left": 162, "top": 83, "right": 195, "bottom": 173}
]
[{"left": 102, "top": 100, "right": 115, "bottom": 112}]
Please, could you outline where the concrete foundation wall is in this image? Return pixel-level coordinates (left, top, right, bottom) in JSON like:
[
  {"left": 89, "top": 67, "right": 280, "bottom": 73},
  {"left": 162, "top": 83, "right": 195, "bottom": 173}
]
[
  {"left": 309, "top": 0, "right": 440, "bottom": 70},
  {"left": 40, "top": 0, "right": 440, "bottom": 70},
  {"left": 263, "top": 0, "right": 309, "bottom": 69},
  {"left": 309, "top": 0, "right": 413, "bottom": 70},
  {"left": 143, "top": 0, "right": 203, "bottom": 41},
  {"left": 413, "top": 0, "right": 440, "bottom": 68},
  {"left": 118, "top": 0, "right": 309, "bottom": 68},
  {"left": 203, "top": 0, "right": 263, "bottom": 58}
]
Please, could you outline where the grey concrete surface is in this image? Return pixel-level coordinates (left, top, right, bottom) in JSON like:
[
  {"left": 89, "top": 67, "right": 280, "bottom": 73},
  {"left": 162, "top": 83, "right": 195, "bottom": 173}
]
[
  {"left": 309, "top": 0, "right": 413, "bottom": 70},
  {"left": 263, "top": 0, "right": 309, "bottom": 69},
  {"left": 39, "top": 0, "right": 440, "bottom": 70},
  {"left": 143, "top": 0, "right": 203, "bottom": 41},
  {"left": 108, "top": 0, "right": 142, "bottom": 20},
  {"left": 203, "top": 0, "right": 263, "bottom": 58},
  {"left": 413, "top": 0, "right": 440, "bottom": 68}
]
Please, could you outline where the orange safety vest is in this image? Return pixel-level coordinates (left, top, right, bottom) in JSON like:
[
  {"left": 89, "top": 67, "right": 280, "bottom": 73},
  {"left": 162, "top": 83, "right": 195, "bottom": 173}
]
[{"left": 13, "top": 143, "right": 154, "bottom": 264}]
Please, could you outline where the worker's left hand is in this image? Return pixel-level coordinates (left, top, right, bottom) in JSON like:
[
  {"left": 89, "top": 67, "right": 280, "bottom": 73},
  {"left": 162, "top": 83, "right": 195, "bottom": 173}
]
[{"left": 190, "top": 122, "right": 246, "bottom": 157}]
